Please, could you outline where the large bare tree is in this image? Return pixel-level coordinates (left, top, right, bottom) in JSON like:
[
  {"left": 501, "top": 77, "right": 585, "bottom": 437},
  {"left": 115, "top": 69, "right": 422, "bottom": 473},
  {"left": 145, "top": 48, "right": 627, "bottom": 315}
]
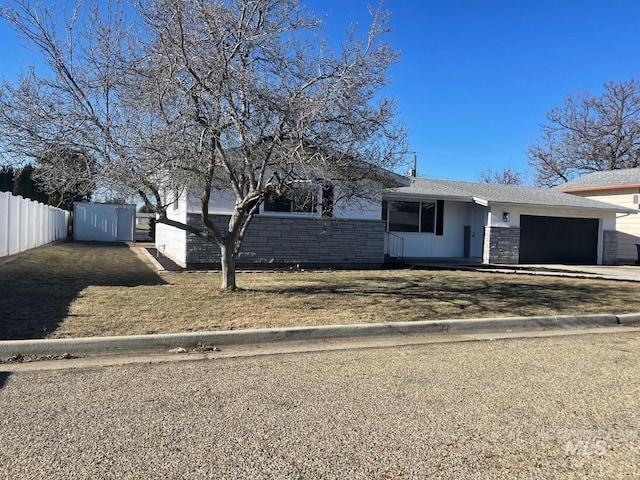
[
  {"left": 478, "top": 165, "right": 524, "bottom": 185},
  {"left": 527, "top": 79, "right": 640, "bottom": 187},
  {"left": 0, "top": 0, "right": 407, "bottom": 289}
]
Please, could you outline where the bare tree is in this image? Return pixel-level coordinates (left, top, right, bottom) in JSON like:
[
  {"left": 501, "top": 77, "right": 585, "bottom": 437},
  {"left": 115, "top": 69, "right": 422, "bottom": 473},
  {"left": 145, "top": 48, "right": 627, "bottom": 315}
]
[
  {"left": 0, "top": 0, "right": 407, "bottom": 289},
  {"left": 478, "top": 165, "right": 523, "bottom": 185},
  {"left": 527, "top": 79, "right": 640, "bottom": 187}
]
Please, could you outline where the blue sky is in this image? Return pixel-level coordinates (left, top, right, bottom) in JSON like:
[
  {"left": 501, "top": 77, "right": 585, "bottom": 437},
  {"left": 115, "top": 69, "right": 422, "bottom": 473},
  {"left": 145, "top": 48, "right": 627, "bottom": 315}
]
[
  {"left": 2, "top": 0, "right": 640, "bottom": 182},
  {"left": 309, "top": 0, "right": 640, "bottom": 182}
]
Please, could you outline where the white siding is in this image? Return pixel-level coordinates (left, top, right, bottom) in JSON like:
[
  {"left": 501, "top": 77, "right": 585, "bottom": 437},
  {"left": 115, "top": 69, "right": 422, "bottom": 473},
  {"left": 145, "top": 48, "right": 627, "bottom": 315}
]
[
  {"left": 386, "top": 200, "right": 468, "bottom": 259},
  {"left": 488, "top": 204, "right": 616, "bottom": 228},
  {"left": 155, "top": 223, "right": 186, "bottom": 266},
  {"left": 332, "top": 192, "right": 382, "bottom": 220},
  {"left": 187, "top": 190, "right": 237, "bottom": 214},
  {"left": 184, "top": 184, "right": 384, "bottom": 221},
  {"left": 155, "top": 194, "right": 188, "bottom": 267}
]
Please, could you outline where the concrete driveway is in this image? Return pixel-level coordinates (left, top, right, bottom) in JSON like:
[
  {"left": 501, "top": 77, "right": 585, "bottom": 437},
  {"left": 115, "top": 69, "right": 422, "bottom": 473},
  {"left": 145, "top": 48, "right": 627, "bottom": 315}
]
[
  {"left": 504, "top": 264, "right": 640, "bottom": 282},
  {"left": 424, "top": 262, "right": 640, "bottom": 282}
]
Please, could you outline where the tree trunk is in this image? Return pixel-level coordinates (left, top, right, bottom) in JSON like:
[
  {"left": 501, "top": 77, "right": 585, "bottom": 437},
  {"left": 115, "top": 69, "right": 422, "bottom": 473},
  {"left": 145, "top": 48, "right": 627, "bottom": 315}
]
[{"left": 219, "top": 242, "right": 237, "bottom": 290}]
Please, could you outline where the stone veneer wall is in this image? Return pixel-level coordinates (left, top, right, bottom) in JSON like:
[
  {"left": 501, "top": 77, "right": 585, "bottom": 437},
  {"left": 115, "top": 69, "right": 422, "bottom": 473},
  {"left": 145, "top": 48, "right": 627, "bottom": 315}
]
[
  {"left": 603, "top": 230, "right": 618, "bottom": 265},
  {"left": 185, "top": 214, "right": 385, "bottom": 268},
  {"left": 482, "top": 226, "right": 520, "bottom": 264}
]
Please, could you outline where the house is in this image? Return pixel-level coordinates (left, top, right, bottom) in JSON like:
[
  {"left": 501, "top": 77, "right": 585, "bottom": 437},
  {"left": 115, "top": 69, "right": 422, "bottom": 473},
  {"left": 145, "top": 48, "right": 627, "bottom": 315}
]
[
  {"left": 384, "top": 178, "right": 632, "bottom": 265},
  {"left": 155, "top": 176, "right": 632, "bottom": 269},
  {"left": 155, "top": 176, "right": 402, "bottom": 269},
  {"left": 557, "top": 168, "right": 640, "bottom": 263}
]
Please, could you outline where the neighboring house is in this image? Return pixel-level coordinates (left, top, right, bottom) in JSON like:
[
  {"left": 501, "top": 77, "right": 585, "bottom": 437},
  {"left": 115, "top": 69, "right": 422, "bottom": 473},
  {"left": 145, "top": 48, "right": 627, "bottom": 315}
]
[
  {"left": 557, "top": 168, "right": 640, "bottom": 263},
  {"left": 155, "top": 176, "right": 632, "bottom": 268}
]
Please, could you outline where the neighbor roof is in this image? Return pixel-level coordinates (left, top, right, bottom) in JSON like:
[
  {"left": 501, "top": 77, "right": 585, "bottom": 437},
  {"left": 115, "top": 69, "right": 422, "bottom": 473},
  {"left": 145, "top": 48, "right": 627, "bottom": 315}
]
[
  {"left": 555, "top": 168, "right": 640, "bottom": 192},
  {"left": 384, "top": 177, "right": 632, "bottom": 212}
]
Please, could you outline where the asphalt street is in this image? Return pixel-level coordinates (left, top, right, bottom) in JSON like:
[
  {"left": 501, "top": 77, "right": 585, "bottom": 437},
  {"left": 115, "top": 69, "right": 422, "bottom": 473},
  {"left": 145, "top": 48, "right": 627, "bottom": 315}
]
[{"left": 1, "top": 331, "right": 639, "bottom": 479}]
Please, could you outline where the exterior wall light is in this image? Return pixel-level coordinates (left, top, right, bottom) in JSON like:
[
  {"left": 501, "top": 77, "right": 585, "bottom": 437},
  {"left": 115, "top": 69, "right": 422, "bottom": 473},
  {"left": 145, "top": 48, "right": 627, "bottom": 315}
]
[{"left": 503, "top": 212, "right": 510, "bottom": 222}]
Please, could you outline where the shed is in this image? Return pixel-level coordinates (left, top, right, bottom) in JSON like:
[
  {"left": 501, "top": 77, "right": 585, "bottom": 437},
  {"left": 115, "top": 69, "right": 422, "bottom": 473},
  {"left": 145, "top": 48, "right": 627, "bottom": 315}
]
[{"left": 73, "top": 203, "right": 135, "bottom": 242}]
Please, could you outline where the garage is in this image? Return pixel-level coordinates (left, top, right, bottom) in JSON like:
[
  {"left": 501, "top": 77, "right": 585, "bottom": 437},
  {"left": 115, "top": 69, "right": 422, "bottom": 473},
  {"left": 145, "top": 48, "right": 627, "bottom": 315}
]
[{"left": 519, "top": 215, "right": 598, "bottom": 264}]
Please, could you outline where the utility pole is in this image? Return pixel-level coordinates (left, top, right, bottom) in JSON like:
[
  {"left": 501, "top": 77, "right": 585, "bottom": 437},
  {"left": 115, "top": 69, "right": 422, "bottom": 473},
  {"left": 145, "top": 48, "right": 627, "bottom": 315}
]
[{"left": 407, "top": 152, "right": 418, "bottom": 177}]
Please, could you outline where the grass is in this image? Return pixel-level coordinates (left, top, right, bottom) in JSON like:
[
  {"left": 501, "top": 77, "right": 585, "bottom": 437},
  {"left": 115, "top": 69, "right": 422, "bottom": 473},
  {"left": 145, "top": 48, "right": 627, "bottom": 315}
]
[{"left": 1, "top": 241, "right": 640, "bottom": 339}]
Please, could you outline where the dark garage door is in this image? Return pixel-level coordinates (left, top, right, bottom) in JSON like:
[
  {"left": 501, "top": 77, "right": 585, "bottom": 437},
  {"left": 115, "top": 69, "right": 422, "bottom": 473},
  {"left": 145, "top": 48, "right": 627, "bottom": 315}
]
[{"left": 519, "top": 215, "right": 598, "bottom": 264}]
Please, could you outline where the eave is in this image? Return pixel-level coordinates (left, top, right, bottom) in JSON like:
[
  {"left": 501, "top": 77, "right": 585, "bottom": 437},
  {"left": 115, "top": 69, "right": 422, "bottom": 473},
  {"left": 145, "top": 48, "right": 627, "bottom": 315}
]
[{"left": 559, "top": 184, "right": 640, "bottom": 193}]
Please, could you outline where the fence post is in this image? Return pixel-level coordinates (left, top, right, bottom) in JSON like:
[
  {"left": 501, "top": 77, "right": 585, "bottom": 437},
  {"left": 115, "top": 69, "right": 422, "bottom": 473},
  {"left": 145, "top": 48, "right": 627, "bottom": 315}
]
[
  {"left": 28, "top": 199, "right": 35, "bottom": 249},
  {"left": 9, "top": 195, "right": 19, "bottom": 255},
  {"left": 43, "top": 203, "right": 49, "bottom": 245},
  {"left": 52, "top": 206, "right": 57, "bottom": 242},
  {"left": 0, "top": 192, "right": 9, "bottom": 257}
]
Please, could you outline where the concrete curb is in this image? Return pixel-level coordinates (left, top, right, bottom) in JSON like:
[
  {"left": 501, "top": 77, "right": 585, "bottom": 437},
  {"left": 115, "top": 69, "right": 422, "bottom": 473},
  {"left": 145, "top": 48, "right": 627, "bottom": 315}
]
[
  {"left": 1, "top": 313, "right": 636, "bottom": 358},
  {"left": 617, "top": 313, "right": 640, "bottom": 325}
]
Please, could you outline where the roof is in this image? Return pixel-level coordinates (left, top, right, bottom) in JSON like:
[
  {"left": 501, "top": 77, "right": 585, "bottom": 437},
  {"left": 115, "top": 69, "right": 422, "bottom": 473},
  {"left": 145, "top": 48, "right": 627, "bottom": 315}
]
[
  {"left": 384, "top": 177, "right": 633, "bottom": 213},
  {"left": 555, "top": 168, "right": 640, "bottom": 192}
]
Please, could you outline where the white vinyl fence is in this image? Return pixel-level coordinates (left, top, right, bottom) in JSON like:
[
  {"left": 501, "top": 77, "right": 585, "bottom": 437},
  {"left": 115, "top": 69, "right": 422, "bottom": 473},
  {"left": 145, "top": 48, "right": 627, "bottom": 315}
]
[{"left": 0, "top": 191, "right": 70, "bottom": 258}]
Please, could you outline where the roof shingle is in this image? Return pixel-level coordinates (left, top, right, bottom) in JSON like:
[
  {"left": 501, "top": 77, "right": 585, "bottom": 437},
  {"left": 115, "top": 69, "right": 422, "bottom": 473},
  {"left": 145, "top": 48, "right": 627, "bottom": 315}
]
[{"left": 556, "top": 168, "right": 640, "bottom": 191}]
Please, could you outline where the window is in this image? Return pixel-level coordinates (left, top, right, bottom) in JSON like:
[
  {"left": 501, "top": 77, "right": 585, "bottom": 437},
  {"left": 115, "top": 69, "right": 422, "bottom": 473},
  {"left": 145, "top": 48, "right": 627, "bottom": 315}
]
[
  {"left": 264, "top": 184, "right": 319, "bottom": 214},
  {"left": 292, "top": 185, "right": 318, "bottom": 213},
  {"left": 321, "top": 184, "right": 334, "bottom": 217},
  {"left": 264, "top": 193, "right": 291, "bottom": 212},
  {"left": 172, "top": 189, "right": 179, "bottom": 211},
  {"left": 385, "top": 200, "right": 441, "bottom": 234},
  {"left": 420, "top": 202, "right": 435, "bottom": 233},
  {"left": 388, "top": 201, "right": 420, "bottom": 232}
]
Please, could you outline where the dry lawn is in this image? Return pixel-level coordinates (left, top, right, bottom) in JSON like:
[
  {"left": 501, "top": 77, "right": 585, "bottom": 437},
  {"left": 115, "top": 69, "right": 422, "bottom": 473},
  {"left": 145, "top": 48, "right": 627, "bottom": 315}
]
[{"left": 2, "top": 242, "right": 640, "bottom": 339}]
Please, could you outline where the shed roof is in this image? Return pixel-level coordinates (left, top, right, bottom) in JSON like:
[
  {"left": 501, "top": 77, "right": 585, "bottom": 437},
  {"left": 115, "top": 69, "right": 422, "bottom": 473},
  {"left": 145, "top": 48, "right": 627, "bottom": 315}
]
[
  {"left": 556, "top": 168, "right": 640, "bottom": 192},
  {"left": 384, "top": 177, "right": 632, "bottom": 213}
]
